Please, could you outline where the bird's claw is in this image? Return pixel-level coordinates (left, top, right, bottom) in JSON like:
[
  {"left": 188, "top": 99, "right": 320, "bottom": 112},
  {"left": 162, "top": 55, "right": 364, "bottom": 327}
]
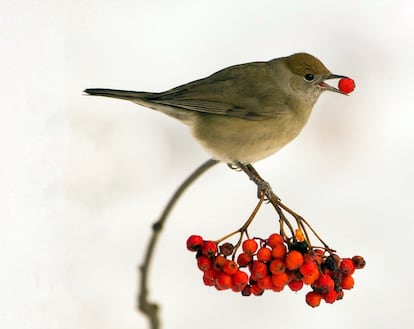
[{"left": 227, "top": 162, "right": 242, "bottom": 171}]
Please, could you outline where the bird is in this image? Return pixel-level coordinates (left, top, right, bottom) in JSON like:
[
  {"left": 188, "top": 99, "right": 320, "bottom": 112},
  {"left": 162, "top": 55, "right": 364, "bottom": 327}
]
[{"left": 84, "top": 52, "right": 349, "bottom": 165}]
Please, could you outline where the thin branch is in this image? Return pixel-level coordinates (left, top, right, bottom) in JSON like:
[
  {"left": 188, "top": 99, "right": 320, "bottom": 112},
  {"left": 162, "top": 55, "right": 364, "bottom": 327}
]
[{"left": 137, "top": 158, "right": 219, "bottom": 329}]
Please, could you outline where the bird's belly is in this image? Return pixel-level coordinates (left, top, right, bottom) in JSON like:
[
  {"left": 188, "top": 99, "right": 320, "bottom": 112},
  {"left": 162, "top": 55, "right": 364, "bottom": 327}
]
[{"left": 192, "top": 114, "right": 305, "bottom": 164}]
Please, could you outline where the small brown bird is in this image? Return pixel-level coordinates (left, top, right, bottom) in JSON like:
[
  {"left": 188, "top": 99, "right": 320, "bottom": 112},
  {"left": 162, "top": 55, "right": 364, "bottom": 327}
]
[{"left": 84, "top": 53, "right": 349, "bottom": 164}]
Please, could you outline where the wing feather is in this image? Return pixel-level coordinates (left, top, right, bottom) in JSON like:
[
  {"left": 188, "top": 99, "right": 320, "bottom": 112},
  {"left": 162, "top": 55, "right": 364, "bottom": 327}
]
[{"left": 144, "top": 60, "right": 290, "bottom": 120}]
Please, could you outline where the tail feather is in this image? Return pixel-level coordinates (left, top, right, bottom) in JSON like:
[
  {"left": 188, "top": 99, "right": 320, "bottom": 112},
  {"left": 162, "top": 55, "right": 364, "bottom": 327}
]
[
  {"left": 83, "top": 88, "right": 150, "bottom": 101},
  {"left": 83, "top": 88, "right": 194, "bottom": 123}
]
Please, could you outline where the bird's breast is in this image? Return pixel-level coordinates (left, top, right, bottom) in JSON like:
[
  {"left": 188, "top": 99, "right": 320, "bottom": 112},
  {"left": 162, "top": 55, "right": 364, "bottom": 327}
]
[{"left": 191, "top": 111, "right": 308, "bottom": 163}]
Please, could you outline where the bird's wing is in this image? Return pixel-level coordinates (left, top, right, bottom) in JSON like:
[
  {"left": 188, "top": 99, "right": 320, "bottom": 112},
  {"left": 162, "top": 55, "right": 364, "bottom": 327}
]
[{"left": 145, "top": 61, "right": 291, "bottom": 121}]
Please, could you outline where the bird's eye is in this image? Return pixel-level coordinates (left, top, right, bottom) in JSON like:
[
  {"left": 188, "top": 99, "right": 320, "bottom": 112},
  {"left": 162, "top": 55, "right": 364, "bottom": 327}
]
[{"left": 304, "top": 73, "right": 315, "bottom": 82}]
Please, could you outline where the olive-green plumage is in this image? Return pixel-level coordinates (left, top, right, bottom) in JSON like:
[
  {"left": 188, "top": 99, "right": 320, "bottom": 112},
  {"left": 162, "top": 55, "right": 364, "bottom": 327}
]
[{"left": 85, "top": 52, "right": 347, "bottom": 164}]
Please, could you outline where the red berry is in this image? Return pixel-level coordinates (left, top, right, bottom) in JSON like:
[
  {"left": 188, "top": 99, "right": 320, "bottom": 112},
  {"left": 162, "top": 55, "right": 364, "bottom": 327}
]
[
  {"left": 215, "top": 272, "right": 232, "bottom": 290},
  {"left": 340, "top": 258, "right": 355, "bottom": 275},
  {"left": 250, "top": 261, "right": 268, "bottom": 281},
  {"left": 302, "top": 268, "right": 320, "bottom": 285},
  {"left": 341, "top": 275, "right": 354, "bottom": 290},
  {"left": 186, "top": 235, "right": 203, "bottom": 251},
  {"left": 242, "top": 239, "right": 258, "bottom": 256},
  {"left": 306, "top": 291, "right": 322, "bottom": 307},
  {"left": 257, "top": 247, "right": 272, "bottom": 262},
  {"left": 313, "top": 274, "right": 335, "bottom": 293},
  {"left": 258, "top": 275, "right": 273, "bottom": 290},
  {"left": 223, "top": 260, "right": 239, "bottom": 275},
  {"left": 197, "top": 255, "right": 212, "bottom": 271},
  {"left": 271, "top": 243, "right": 286, "bottom": 259},
  {"left": 288, "top": 279, "right": 304, "bottom": 292},
  {"left": 271, "top": 272, "right": 289, "bottom": 290},
  {"left": 201, "top": 240, "right": 218, "bottom": 257},
  {"left": 285, "top": 250, "right": 304, "bottom": 270},
  {"left": 232, "top": 270, "right": 249, "bottom": 290},
  {"left": 300, "top": 261, "right": 318, "bottom": 277},
  {"left": 338, "top": 77, "right": 355, "bottom": 94},
  {"left": 323, "top": 290, "right": 338, "bottom": 304},
  {"left": 231, "top": 285, "right": 242, "bottom": 293},
  {"left": 202, "top": 269, "right": 218, "bottom": 286},
  {"left": 267, "top": 233, "right": 284, "bottom": 247},
  {"left": 269, "top": 259, "right": 285, "bottom": 274},
  {"left": 250, "top": 283, "right": 264, "bottom": 296},
  {"left": 213, "top": 255, "right": 227, "bottom": 271},
  {"left": 237, "top": 253, "right": 252, "bottom": 267}
]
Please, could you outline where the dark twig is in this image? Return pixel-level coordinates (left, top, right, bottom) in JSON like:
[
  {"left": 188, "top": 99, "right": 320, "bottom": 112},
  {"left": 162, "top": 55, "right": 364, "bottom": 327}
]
[{"left": 138, "top": 158, "right": 219, "bottom": 329}]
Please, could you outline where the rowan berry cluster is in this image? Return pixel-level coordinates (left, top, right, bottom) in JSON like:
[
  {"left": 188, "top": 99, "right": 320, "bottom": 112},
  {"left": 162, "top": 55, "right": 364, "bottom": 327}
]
[{"left": 186, "top": 233, "right": 365, "bottom": 307}]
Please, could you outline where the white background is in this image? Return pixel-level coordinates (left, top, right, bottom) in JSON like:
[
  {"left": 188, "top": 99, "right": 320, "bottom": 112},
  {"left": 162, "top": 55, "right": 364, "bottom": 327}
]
[{"left": 1, "top": 0, "right": 413, "bottom": 328}]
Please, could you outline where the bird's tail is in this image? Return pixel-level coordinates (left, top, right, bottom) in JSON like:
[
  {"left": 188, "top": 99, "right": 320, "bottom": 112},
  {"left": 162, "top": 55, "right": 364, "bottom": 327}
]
[
  {"left": 83, "top": 88, "right": 150, "bottom": 101},
  {"left": 83, "top": 88, "right": 193, "bottom": 123}
]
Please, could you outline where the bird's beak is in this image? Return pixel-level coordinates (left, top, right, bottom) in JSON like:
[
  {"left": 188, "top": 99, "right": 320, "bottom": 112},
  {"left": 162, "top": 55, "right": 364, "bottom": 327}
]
[{"left": 318, "top": 74, "right": 349, "bottom": 95}]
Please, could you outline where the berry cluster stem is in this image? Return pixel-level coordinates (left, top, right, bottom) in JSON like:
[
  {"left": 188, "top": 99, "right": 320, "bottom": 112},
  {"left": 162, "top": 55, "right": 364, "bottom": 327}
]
[
  {"left": 216, "top": 192, "right": 266, "bottom": 255},
  {"left": 234, "top": 162, "right": 333, "bottom": 252}
]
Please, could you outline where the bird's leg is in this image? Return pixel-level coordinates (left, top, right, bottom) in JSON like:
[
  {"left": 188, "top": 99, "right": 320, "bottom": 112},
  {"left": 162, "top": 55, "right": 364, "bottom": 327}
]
[{"left": 232, "top": 161, "right": 280, "bottom": 201}]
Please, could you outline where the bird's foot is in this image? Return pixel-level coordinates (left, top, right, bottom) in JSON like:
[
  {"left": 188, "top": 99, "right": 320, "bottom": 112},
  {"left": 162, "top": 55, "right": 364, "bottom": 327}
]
[{"left": 227, "top": 162, "right": 242, "bottom": 171}]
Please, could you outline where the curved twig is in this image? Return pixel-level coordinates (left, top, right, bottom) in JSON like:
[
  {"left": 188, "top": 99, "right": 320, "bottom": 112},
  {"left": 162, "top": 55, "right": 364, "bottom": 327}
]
[{"left": 137, "top": 158, "right": 219, "bottom": 329}]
